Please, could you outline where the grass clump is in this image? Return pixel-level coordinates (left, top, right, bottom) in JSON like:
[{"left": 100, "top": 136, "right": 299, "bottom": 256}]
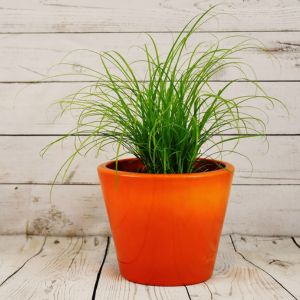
[{"left": 42, "top": 7, "right": 282, "bottom": 178}]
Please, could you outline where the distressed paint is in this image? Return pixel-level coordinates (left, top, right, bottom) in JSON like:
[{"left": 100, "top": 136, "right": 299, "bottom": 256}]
[
  {"left": 0, "top": 0, "right": 300, "bottom": 32},
  {"left": 0, "top": 184, "right": 299, "bottom": 236}
]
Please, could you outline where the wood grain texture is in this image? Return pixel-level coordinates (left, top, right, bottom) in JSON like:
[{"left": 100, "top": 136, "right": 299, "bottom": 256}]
[
  {"left": 0, "top": 0, "right": 300, "bottom": 32},
  {"left": 0, "top": 0, "right": 299, "bottom": 238},
  {"left": 232, "top": 235, "right": 300, "bottom": 299},
  {"left": 0, "top": 236, "right": 108, "bottom": 300},
  {"left": 0, "top": 136, "right": 299, "bottom": 184},
  {"left": 0, "top": 32, "right": 300, "bottom": 82},
  {"left": 0, "top": 184, "right": 299, "bottom": 236},
  {"left": 0, "top": 184, "right": 110, "bottom": 236},
  {"left": 0, "top": 236, "right": 45, "bottom": 285},
  {"left": 95, "top": 238, "right": 190, "bottom": 300},
  {"left": 1, "top": 82, "right": 295, "bottom": 134},
  {"left": 1, "top": 235, "right": 297, "bottom": 299},
  {"left": 187, "top": 235, "right": 297, "bottom": 299},
  {"left": 225, "top": 186, "right": 300, "bottom": 236}
]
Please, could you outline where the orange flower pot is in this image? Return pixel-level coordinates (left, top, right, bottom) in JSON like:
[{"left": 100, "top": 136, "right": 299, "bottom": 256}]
[{"left": 98, "top": 158, "right": 234, "bottom": 286}]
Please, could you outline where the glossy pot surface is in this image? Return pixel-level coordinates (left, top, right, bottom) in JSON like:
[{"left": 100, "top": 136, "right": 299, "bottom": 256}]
[{"left": 98, "top": 158, "right": 234, "bottom": 286}]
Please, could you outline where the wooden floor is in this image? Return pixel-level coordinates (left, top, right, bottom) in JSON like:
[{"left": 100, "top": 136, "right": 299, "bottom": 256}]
[{"left": 0, "top": 235, "right": 299, "bottom": 300}]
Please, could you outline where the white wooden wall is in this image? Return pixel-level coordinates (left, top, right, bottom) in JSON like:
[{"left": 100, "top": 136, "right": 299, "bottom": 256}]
[{"left": 0, "top": 0, "right": 299, "bottom": 236}]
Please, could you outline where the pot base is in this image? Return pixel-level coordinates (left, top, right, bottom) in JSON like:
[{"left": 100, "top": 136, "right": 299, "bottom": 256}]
[{"left": 119, "top": 264, "right": 213, "bottom": 286}]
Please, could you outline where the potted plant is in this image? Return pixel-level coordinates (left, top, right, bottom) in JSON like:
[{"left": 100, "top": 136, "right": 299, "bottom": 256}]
[{"left": 43, "top": 9, "right": 280, "bottom": 286}]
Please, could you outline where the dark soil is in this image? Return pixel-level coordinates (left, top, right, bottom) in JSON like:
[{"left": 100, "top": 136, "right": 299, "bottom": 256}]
[{"left": 106, "top": 158, "right": 225, "bottom": 174}]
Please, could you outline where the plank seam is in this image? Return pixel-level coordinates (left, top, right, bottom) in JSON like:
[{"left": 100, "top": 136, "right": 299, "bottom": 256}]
[
  {"left": 1, "top": 134, "right": 299, "bottom": 137},
  {"left": 204, "top": 283, "right": 213, "bottom": 300},
  {"left": 291, "top": 237, "right": 300, "bottom": 249},
  {"left": 1, "top": 80, "right": 300, "bottom": 84},
  {"left": 229, "top": 235, "right": 298, "bottom": 300},
  {"left": 0, "top": 236, "right": 47, "bottom": 287},
  {"left": 92, "top": 236, "right": 110, "bottom": 300},
  {"left": 1, "top": 31, "right": 300, "bottom": 35},
  {"left": 185, "top": 286, "right": 192, "bottom": 300}
]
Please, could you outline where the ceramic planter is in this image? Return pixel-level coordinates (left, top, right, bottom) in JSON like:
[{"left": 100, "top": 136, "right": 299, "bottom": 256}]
[{"left": 98, "top": 158, "right": 234, "bottom": 286}]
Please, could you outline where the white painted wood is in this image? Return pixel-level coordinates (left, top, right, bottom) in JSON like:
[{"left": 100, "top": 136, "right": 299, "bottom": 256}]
[
  {"left": 0, "top": 0, "right": 299, "bottom": 32},
  {"left": 0, "top": 236, "right": 108, "bottom": 299},
  {"left": 0, "top": 32, "right": 299, "bottom": 82},
  {"left": 0, "top": 184, "right": 300, "bottom": 236},
  {"left": 0, "top": 136, "right": 298, "bottom": 184},
  {"left": 0, "top": 236, "right": 45, "bottom": 285},
  {"left": 0, "top": 184, "right": 110, "bottom": 236},
  {"left": 225, "top": 186, "right": 300, "bottom": 236},
  {"left": 0, "top": 235, "right": 298, "bottom": 299},
  {"left": 231, "top": 234, "right": 300, "bottom": 299},
  {"left": 95, "top": 238, "right": 190, "bottom": 300},
  {"left": 1, "top": 81, "right": 294, "bottom": 134},
  {"left": 187, "top": 235, "right": 296, "bottom": 299},
  {"left": 0, "top": 186, "right": 31, "bottom": 235},
  {"left": 0, "top": 0, "right": 299, "bottom": 237}
]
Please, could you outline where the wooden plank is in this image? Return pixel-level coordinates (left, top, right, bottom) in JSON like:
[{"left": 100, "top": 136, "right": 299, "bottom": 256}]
[
  {"left": 294, "top": 238, "right": 300, "bottom": 248},
  {"left": 0, "top": 236, "right": 45, "bottom": 285},
  {"left": 1, "top": 81, "right": 295, "bottom": 134},
  {"left": 187, "top": 235, "right": 296, "bottom": 299},
  {"left": 231, "top": 235, "right": 300, "bottom": 299},
  {"left": 95, "top": 238, "right": 190, "bottom": 300},
  {"left": 0, "top": 184, "right": 299, "bottom": 236},
  {"left": 0, "top": 236, "right": 108, "bottom": 299},
  {"left": 0, "top": 0, "right": 299, "bottom": 32},
  {"left": 0, "top": 32, "right": 300, "bottom": 82},
  {"left": 0, "top": 235, "right": 298, "bottom": 299},
  {"left": 0, "top": 136, "right": 298, "bottom": 185},
  {"left": 225, "top": 186, "right": 300, "bottom": 236},
  {"left": 0, "top": 184, "right": 110, "bottom": 236}
]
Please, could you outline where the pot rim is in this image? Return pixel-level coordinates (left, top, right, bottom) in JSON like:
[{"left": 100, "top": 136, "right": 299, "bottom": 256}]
[{"left": 98, "top": 157, "right": 234, "bottom": 178}]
